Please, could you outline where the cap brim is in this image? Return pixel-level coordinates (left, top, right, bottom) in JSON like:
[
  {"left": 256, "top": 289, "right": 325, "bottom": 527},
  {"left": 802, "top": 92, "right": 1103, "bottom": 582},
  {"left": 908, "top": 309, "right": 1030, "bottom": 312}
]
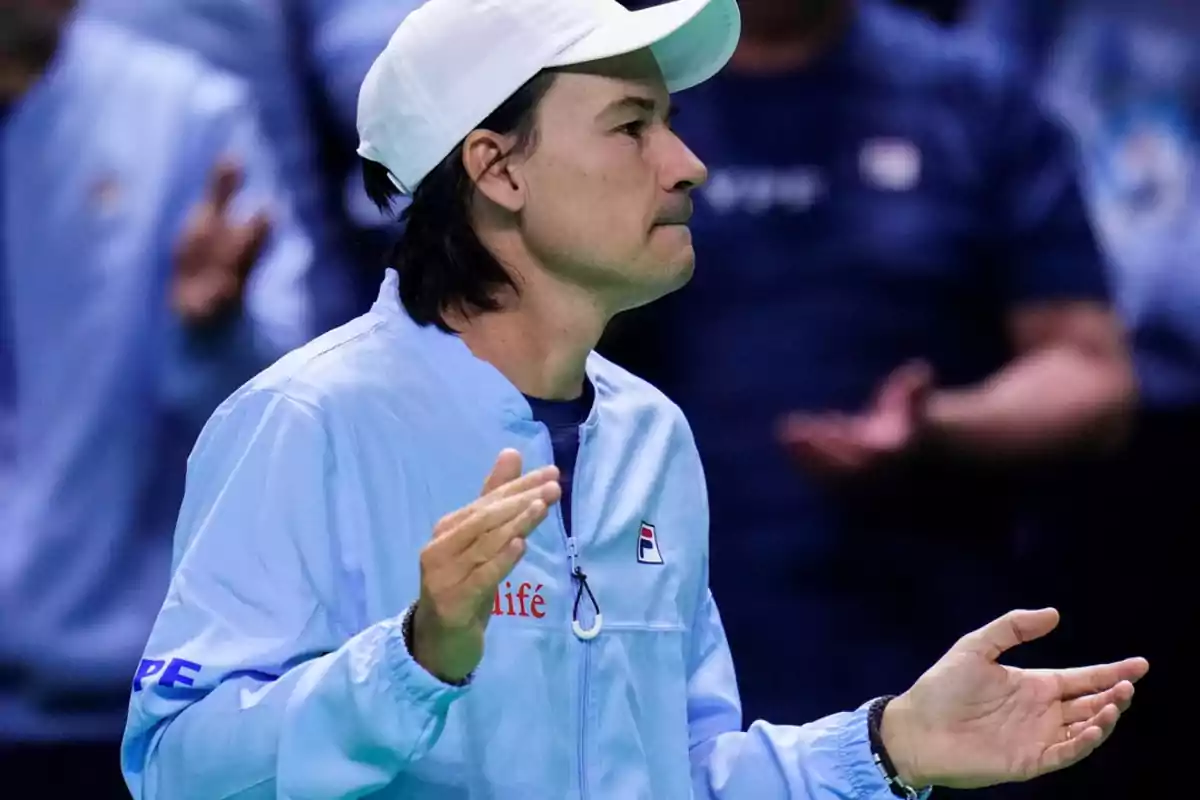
[{"left": 546, "top": 0, "right": 740, "bottom": 93}]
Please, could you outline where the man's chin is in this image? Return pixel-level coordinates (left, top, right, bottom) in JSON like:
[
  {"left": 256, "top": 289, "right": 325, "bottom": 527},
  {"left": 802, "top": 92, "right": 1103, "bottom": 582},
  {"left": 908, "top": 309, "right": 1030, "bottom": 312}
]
[
  {"left": 620, "top": 252, "right": 695, "bottom": 312},
  {"left": 670, "top": 251, "right": 696, "bottom": 289}
]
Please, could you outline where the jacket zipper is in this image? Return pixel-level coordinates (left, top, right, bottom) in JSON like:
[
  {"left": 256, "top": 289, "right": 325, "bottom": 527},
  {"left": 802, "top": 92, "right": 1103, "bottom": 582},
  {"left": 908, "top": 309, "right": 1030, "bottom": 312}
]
[
  {"left": 571, "top": 430, "right": 591, "bottom": 800},
  {"left": 578, "top": 602, "right": 591, "bottom": 800},
  {"left": 541, "top": 426, "right": 592, "bottom": 798}
]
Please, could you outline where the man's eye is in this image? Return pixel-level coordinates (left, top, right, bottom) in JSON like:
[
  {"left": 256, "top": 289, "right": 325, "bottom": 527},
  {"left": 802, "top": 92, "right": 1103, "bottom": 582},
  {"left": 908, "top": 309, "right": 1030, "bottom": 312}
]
[{"left": 618, "top": 120, "right": 648, "bottom": 138}]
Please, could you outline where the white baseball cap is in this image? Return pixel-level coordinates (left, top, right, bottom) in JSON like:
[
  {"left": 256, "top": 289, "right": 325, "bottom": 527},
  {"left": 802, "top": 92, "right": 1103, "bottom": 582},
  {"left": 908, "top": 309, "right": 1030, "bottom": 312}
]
[{"left": 356, "top": 0, "right": 741, "bottom": 194}]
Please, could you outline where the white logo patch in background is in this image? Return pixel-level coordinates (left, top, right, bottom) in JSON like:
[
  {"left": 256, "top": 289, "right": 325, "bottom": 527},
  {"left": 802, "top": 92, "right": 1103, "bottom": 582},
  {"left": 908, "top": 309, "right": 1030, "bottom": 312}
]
[{"left": 859, "top": 138, "right": 921, "bottom": 191}]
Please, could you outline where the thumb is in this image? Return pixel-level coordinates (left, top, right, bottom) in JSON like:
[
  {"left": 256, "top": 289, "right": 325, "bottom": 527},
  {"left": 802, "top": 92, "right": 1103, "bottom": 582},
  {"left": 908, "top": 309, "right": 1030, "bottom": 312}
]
[
  {"left": 955, "top": 608, "right": 1061, "bottom": 662},
  {"left": 876, "top": 360, "right": 932, "bottom": 409},
  {"left": 481, "top": 448, "right": 523, "bottom": 496},
  {"left": 206, "top": 158, "right": 243, "bottom": 213}
]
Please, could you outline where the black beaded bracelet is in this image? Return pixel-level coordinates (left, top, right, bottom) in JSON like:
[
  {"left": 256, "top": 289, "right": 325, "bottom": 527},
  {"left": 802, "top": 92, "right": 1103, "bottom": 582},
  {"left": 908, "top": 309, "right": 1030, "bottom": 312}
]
[
  {"left": 867, "top": 695, "right": 922, "bottom": 799},
  {"left": 401, "top": 602, "right": 472, "bottom": 687}
]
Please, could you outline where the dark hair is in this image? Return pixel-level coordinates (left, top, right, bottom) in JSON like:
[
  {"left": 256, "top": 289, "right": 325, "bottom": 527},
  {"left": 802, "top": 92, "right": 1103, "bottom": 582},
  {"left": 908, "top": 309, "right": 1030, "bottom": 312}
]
[{"left": 362, "top": 72, "right": 557, "bottom": 332}]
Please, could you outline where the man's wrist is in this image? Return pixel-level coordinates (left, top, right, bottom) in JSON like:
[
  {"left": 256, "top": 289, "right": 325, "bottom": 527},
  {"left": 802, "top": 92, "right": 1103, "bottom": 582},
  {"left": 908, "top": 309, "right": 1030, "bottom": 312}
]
[
  {"left": 404, "top": 602, "right": 474, "bottom": 686},
  {"left": 877, "top": 693, "right": 931, "bottom": 790}
]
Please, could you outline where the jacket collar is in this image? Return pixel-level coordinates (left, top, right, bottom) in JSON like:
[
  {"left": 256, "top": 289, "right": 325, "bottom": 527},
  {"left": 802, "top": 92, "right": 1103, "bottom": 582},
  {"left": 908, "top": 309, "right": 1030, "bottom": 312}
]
[{"left": 371, "top": 270, "right": 604, "bottom": 433}]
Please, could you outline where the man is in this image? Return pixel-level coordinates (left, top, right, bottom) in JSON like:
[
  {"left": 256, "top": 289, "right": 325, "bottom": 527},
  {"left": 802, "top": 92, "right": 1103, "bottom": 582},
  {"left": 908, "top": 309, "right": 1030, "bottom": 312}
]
[
  {"left": 0, "top": 1, "right": 312, "bottom": 795},
  {"left": 120, "top": 0, "right": 1147, "bottom": 798},
  {"left": 602, "top": 0, "right": 1136, "bottom": 750}
]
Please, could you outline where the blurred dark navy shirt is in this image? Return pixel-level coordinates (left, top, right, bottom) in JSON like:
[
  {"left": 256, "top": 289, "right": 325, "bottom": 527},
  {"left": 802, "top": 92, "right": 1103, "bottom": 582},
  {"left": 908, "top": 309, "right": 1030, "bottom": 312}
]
[{"left": 645, "top": 3, "right": 1108, "bottom": 593}]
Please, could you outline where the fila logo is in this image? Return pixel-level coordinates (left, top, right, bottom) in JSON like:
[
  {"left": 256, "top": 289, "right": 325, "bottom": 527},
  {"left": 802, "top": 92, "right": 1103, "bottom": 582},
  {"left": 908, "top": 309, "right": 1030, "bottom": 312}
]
[{"left": 637, "top": 522, "right": 664, "bottom": 565}]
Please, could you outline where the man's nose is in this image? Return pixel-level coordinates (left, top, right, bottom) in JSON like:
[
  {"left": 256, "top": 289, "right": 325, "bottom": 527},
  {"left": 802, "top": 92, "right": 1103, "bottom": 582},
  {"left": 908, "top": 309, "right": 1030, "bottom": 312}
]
[{"left": 664, "top": 131, "right": 708, "bottom": 191}]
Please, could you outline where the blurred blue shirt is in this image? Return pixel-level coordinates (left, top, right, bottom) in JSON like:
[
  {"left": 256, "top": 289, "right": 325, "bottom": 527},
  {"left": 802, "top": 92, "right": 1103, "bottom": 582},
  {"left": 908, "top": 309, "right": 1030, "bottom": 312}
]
[
  {"left": 86, "top": 0, "right": 430, "bottom": 321},
  {"left": 0, "top": 15, "right": 313, "bottom": 741},
  {"left": 84, "top": 0, "right": 359, "bottom": 332},
  {"left": 965, "top": 0, "right": 1200, "bottom": 407}
]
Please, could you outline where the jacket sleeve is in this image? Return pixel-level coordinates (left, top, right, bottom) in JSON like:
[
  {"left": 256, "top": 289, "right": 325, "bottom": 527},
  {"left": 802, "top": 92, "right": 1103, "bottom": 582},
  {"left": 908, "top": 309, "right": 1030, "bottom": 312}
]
[
  {"left": 686, "top": 588, "right": 920, "bottom": 799},
  {"left": 121, "top": 388, "right": 464, "bottom": 800}
]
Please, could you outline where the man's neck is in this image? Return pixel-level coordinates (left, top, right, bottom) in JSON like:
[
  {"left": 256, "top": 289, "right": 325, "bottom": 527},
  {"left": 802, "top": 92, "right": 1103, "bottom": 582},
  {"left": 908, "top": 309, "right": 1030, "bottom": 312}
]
[
  {"left": 729, "top": 0, "right": 852, "bottom": 75},
  {"left": 450, "top": 271, "right": 608, "bottom": 402}
]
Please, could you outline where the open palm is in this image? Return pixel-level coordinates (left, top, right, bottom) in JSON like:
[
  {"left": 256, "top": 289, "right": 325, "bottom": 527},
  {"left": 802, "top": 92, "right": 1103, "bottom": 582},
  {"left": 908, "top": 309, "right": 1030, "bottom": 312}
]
[{"left": 886, "top": 609, "right": 1149, "bottom": 790}]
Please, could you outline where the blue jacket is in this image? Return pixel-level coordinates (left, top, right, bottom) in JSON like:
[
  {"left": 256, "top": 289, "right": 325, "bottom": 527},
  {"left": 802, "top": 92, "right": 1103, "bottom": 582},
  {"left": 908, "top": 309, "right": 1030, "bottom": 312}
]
[{"left": 122, "top": 272, "right": 906, "bottom": 799}]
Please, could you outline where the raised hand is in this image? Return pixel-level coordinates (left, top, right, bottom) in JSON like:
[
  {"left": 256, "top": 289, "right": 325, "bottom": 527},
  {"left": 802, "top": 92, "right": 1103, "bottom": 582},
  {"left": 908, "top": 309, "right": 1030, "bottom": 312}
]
[
  {"left": 881, "top": 608, "right": 1149, "bottom": 789},
  {"left": 779, "top": 360, "right": 932, "bottom": 477},
  {"left": 173, "top": 159, "right": 271, "bottom": 327},
  {"left": 411, "top": 449, "right": 561, "bottom": 683}
]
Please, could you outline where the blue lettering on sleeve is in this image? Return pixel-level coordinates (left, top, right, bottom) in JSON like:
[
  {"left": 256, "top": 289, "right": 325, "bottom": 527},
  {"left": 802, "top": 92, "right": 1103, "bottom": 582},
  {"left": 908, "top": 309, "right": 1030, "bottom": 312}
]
[
  {"left": 160, "top": 658, "right": 203, "bottom": 688},
  {"left": 133, "top": 659, "right": 166, "bottom": 692},
  {"left": 132, "top": 659, "right": 282, "bottom": 694}
]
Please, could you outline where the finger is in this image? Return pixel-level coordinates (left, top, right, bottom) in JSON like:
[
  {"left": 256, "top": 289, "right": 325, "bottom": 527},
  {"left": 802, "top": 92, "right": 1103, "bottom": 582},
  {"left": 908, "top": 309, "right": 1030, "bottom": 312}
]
[
  {"left": 422, "top": 492, "right": 546, "bottom": 590},
  {"left": 434, "top": 461, "right": 557, "bottom": 536},
  {"left": 434, "top": 450, "right": 525, "bottom": 533},
  {"left": 1062, "top": 680, "right": 1135, "bottom": 724},
  {"left": 1064, "top": 703, "right": 1121, "bottom": 742},
  {"left": 1055, "top": 658, "right": 1150, "bottom": 699},
  {"left": 1038, "top": 720, "right": 1106, "bottom": 774},
  {"left": 433, "top": 487, "right": 546, "bottom": 554},
  {"left": 469, "top": 536, "right": 529, "bottom": 594},
  {"left": 232, "top": 210, "right": 271, "bottom": 277},
  {"left": 854, "top": 410, "right": 910, "bottom": 453},
  {"left": 456, "top": 496, "right": 552, "bottom": 595},
  {"left": 815, "top": 426, "right": 870, "bottom": 471},
  {"left": 482, "top": 449, "right": 523, "bottom": 496},
  {"left": 207, "top": 159, "right": 243, "bottom": 212},
  {"left": 462, "top": 493, "right": 553, "bottom": 574},
  {"left": 900, "top": 359, "right": 934, "bottom": 391},
  {"left": 1043, "top": 704, "right": 1121, "bottom": 774},
  {"left": 954, "top": 608, "right": 1061, "bottom": 662},
  {"left": 438, "top": 483, "right": 560, "bottom": 559},
  {"left": 872, "top": 360, "right": 930, "bottom": 408},
  {"left": 781, "top": 417, "right": 865, "bottom": 473}
]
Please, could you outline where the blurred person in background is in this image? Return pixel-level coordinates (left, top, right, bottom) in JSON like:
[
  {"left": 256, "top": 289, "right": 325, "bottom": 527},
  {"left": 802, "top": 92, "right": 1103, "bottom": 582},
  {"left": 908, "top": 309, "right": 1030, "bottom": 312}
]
[
  {"left": 959, "top": 0, "right": 1200, "bottom": 794},
  {"left": 603, "top": 4, "right": 1136, "bottom": 796},
  {"left": 0, "top": 0, "right": 313, "bottom": 794},
  {"left": 297, "top": 0, "right": 428, "bottom": 306},
  {"left": 82, "top": 0, "right": 416, "bottom": 330}
]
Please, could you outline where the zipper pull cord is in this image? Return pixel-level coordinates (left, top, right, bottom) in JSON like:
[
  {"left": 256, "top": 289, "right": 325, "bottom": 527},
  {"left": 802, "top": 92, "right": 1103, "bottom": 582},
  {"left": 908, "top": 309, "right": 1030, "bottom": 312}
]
[{"left": 571, "top": 566, "right": 603, "bottom": 640}]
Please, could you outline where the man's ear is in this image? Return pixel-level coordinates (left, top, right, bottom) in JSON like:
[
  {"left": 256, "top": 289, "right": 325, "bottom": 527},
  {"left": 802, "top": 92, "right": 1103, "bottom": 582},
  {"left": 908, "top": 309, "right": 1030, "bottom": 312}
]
[{"left": 462, "top": 129, "right": 525, "bottom": 213}]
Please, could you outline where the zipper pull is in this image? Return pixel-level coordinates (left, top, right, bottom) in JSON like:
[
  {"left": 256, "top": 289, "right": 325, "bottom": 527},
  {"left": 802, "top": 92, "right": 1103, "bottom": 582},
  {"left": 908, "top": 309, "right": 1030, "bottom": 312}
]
[
  {"left": 565, "top": 535, "right": 580, "bottom": 572},
  {"left": 571, "top": 565, "right": 602, "bottom": 641}
]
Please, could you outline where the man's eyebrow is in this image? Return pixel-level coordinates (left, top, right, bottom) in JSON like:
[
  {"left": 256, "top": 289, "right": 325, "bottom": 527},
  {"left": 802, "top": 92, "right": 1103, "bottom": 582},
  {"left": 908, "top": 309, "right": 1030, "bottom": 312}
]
[{"left": 598, "top": 95, "right": 677, "bottom": 120}]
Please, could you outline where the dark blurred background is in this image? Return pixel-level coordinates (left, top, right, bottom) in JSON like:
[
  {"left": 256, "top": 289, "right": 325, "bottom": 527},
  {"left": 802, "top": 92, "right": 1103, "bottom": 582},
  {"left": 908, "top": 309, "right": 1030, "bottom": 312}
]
[{"left": 2, "top": 0, "right": 1187, "bottom": 796}]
